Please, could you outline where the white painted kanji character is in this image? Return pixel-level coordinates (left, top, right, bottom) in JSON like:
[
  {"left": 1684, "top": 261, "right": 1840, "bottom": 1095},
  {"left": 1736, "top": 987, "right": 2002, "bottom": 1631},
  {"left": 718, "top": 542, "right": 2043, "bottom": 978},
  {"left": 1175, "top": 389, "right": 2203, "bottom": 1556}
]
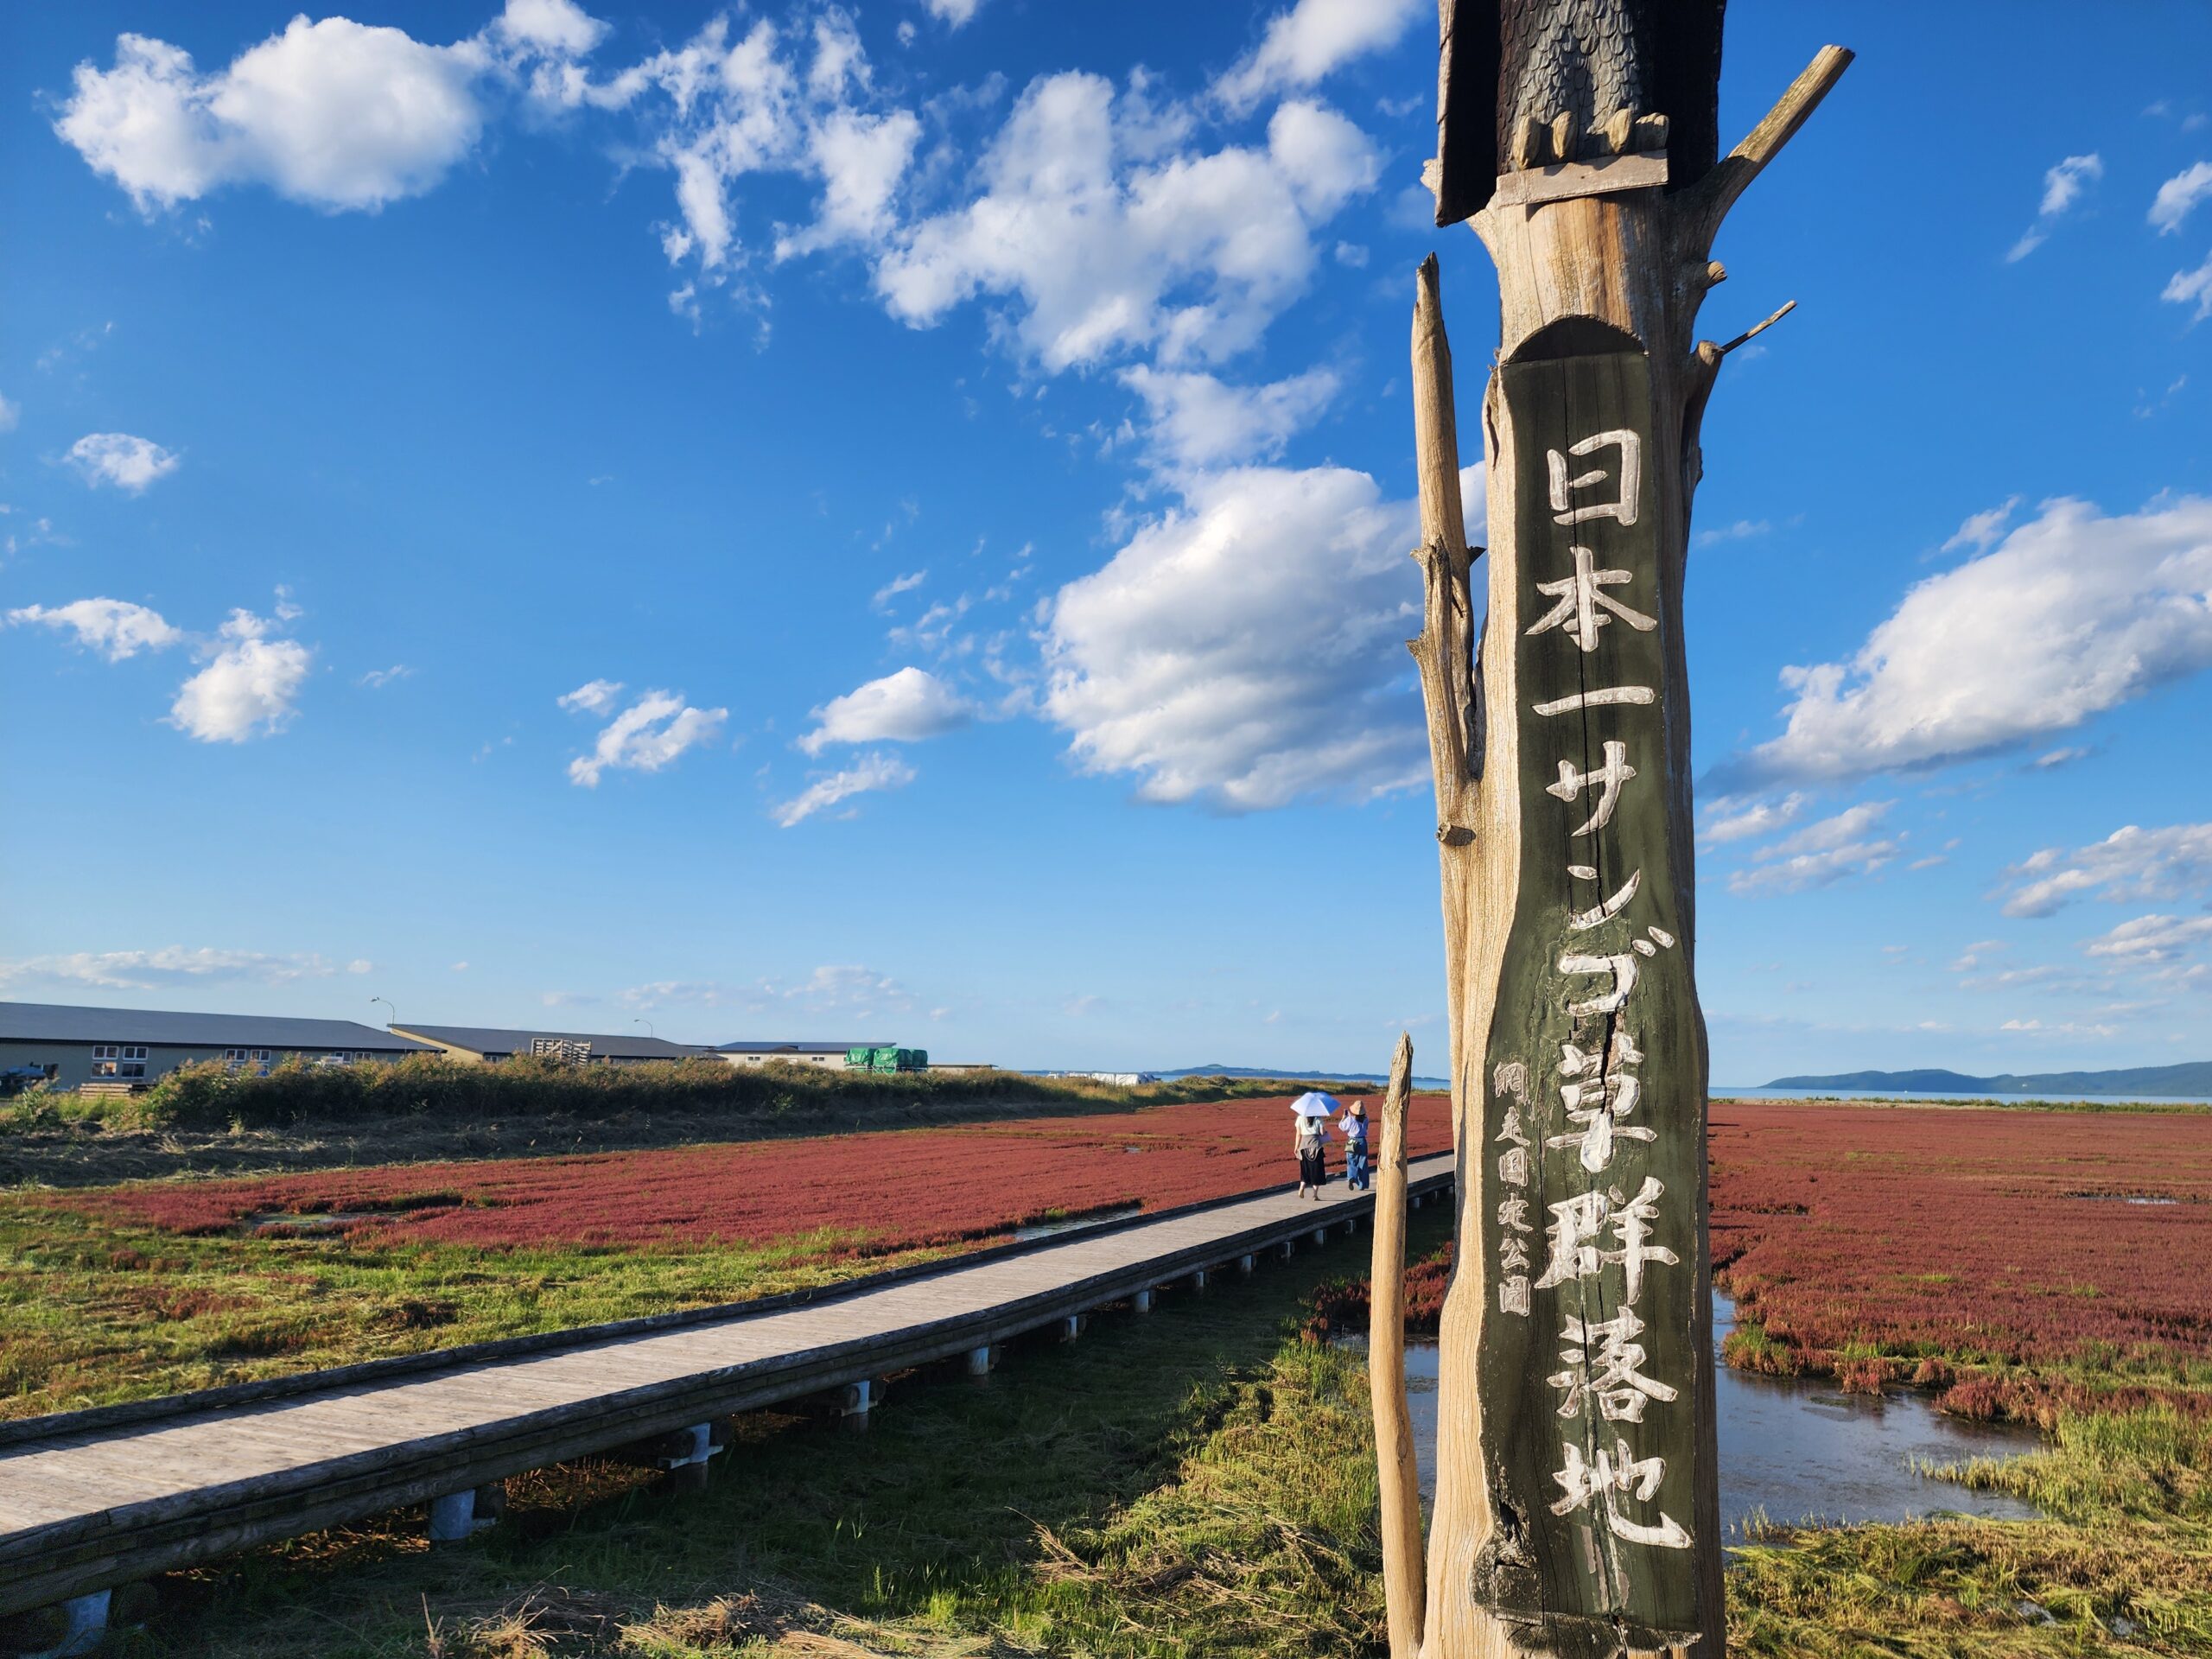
[
  {"left": 1559, "top": 950, "right": 1639, "bottom": 1015},
  {"left": 1497, "top": 1108, "right": 1530, "bottom": 1149},
  {"left": 1545, "top": 1029, "right": 1656, "bottom": 1173},
  {"left": 1498, "top": 1144, "right": 1529, "bottom": 1185},
  {"left": 1501, "top": 1236, "right": 1531, "bottom": 1273},
  {"left": 1548, "top": 1438, "right": 1691, "bottom": 1548},
  {"left": 1547, "top": 1305, "right": 1678, "bottom": 1424},
  {"left": 1500, "top": 1275, "right": 1530, "bottom": 1316},
  {"left": 1567, "top": 868, "right": 1642, "bottom": 931},
  {"left": 1548, "top": 429, "right": 1642, "bottom": 527},
  {"left": 1531, "top": 1190, "right": 1608, "bottom": 1290},
  {"left": 1548, "top": 741, "right": 1637, "bottom": 836},
  {"left": 1530, "top": 1179, "right": 1678, "bottom": 1302},
  {"left": 1496, "top": 1194, "right": 1533, "bottom": 1234},
  {"left": 1607, "top": 1176, "right": 1677, "bottom": 1303},
  {"left": 1533, "top": 686, "right": 1655, "bottom": 716},
  {"left": 1526, "top": 548, "right": 1656, "bottom": 653}
]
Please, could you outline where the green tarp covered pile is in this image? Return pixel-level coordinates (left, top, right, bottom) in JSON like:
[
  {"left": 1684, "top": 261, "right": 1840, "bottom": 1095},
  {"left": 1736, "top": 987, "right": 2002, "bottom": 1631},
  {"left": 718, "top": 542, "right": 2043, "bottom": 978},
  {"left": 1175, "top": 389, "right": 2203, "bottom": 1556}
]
[{"left": 845, "top": 1046, "right": 928, "bottom": 1072}]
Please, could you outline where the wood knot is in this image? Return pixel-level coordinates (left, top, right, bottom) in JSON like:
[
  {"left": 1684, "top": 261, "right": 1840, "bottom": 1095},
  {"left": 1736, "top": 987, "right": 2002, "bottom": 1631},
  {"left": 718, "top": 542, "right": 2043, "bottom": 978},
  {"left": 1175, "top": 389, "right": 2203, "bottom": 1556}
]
[{"left": 1436, "top": 823, "right": 1475, "bottom": 847}]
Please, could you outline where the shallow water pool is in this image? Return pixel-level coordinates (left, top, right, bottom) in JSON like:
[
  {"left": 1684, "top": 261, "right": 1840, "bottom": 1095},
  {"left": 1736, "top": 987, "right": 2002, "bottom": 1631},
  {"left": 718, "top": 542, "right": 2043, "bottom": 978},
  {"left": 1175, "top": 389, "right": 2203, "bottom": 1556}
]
[{"left": 1375, "top": 1293, "right": 2042, "bottom": 1538}]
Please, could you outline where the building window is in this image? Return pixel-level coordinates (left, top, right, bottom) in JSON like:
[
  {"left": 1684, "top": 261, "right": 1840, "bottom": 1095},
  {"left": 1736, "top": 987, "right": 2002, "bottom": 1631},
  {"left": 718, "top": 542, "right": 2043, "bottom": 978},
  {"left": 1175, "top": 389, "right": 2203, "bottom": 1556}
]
[
  {"left": 96, "top": 1044, "right": 149, "bottom": 1079},
  {"left": 224, "top": 1047, "right": 273, "bottom": 1075}
]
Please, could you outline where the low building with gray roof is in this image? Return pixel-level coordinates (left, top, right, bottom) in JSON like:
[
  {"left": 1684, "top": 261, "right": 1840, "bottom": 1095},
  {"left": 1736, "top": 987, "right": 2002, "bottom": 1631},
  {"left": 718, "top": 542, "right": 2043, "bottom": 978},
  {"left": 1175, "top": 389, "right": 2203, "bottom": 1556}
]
[
  {"left": 0, "top": 1002, "right": 437, "bottom": 1093},
  {"left": 710, "top": 1040, "right": 888, "bottom": 1071},
  {"left": 390, "top": 1024, "right": 709, "bottom": 1065}
]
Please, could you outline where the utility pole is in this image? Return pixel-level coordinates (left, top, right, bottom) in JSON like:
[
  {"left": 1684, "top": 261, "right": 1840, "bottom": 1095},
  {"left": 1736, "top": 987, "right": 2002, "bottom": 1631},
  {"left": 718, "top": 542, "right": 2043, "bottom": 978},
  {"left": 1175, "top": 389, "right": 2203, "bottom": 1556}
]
[{"left": 1375, "top": 6, "right": 1850, "bottom": 1656}]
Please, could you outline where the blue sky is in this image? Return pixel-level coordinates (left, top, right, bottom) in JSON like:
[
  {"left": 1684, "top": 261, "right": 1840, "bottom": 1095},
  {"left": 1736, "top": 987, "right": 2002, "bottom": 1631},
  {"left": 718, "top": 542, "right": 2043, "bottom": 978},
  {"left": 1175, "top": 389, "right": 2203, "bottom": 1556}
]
[{"left": 4, "top": 0, "right": 2210, "bottom": 1083}]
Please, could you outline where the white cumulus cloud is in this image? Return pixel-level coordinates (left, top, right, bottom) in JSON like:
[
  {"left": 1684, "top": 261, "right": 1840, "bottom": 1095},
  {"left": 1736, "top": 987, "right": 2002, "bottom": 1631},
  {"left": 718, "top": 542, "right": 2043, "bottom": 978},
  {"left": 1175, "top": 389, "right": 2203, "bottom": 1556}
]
[
  {"left": 1726, "top": 494, "right": 2212, "bottom": 787},
  {"left": 798, "top": 666, "right": 972, "bottom": 754},
  {"left": 564, "top": 685, "right": 728, "bottom": 786},
  {"left": 773, "top": 750, "right": 915, "bottom": 826},
  {"left": 67, "top": 432, "right": 180, "bottom": 493},
  {"left": 2005, "top": 152, "right": 2101, "bottom": 261},
  {"left": 2150, "top": 161, "right": 2212, "bottom": 233},
  {"left": 54, "top": 19, "right": 492, "bottom": 213},
  {"left": 871, "top": 569, "right": 926, "bottom": 609},
  {"left": 874, "top": 77, "right": 1376, "bottom": 371},
  {"left": 1118, "top": 364, "right": 1338, "bottom": 471},
  {"left": 169, "top": 608, "right": 312, "bottom": 742},
  {"left": 774, "top": 106, "right": 923, "bottom": 259},
  {"left": 1213, "top": 0, "right": 1425, "bottom": 113},
  {"left": 2165, "top": 251, "right": 2212, "bottom": 321},
  {"left": 1726, "top": 802, "right": 1902, "bottom": 895},
  {"left": 0, "top": 945, "right": 348, "bottom": 991},
  {"left": 491, "top": 0, "right": 607, "bottom": 58},
  {"left": 1940, "top": 496, "right": 2019, "bottom": 556},
  {"left": 8, "top": 597, "right": 182, "bottom": 659},
  {"left": 557, "top": 677, "right": 625, "bottom": 714},
  {"left": 1999, "top": 822, "right": 2212, "bottom": 918},
  {"left": 2082, "top": 913, "right": 2212, "bottom": 964},
  {"left": 1042, "top": 463, "right": 1432, "bottom": 810},
  {"left": 1697, "top": 791, "right": 1808, "bottom": 848}
]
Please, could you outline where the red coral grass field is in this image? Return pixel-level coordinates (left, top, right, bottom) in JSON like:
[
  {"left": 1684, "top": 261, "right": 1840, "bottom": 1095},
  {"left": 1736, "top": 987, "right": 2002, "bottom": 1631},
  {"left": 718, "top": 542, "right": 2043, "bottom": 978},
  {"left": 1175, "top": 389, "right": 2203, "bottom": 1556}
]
[
  {"left": 1709, "top": 1101, "right": 2212, "bottom": 1419},
  {"left": 17, "top": 1093, "right": 2209, "bottom": 1427},
  {"left": 54, "top": 1093, "right": 1454, "bottom": 1260}
]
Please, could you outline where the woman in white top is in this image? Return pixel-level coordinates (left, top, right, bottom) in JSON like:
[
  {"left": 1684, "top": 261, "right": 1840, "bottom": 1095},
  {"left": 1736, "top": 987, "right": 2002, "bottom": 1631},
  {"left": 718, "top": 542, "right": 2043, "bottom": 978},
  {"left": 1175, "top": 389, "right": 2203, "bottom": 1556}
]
[{"left": 1294, "top": 1111, "right": 1329, "bottom": 1199}]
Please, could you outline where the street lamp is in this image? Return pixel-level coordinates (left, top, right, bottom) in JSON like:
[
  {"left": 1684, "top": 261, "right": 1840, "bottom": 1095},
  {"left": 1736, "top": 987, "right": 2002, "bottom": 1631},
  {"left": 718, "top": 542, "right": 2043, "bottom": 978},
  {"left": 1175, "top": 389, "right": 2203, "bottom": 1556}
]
[
  {"left": 633, "top": 1017, "right": 656, "bottom": 1040},
  {"left": 371, "top": 995, "right": 397, "bottom": 1031}
]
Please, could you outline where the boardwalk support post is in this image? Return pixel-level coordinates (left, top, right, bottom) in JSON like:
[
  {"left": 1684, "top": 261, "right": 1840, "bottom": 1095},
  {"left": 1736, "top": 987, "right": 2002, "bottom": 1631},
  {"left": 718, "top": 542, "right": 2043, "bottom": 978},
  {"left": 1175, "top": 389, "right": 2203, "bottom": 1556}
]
[
  {"left": 426, "top": 1484, "right": 505, "bottom": 1540},
  {"left": 663, "top": 1423, "right": 722, "bottom": 1488},
  {"left": 11, "top": 1589, "right": 109, "bottom": 1659},
  {"left": 1188, "top": 1268, "right": 1208, "bottom": 1292},
  {"left": 1058, "top": 1315, "right": 1081, "bottom": 1342},
  {"left": 1133, "top": 1288, "right": 1154, "bottom": 1313},
  {"left": 1238, "top": 1253, "right": 1256, "bottom": 1275},
  {"left": 965, "top": 1344, "right": 995, "bottom": 1377},
  {"left": 428, "top": 1490, "right": 482, "bottom": 1545},
  {"left": 840, "top": 1382, "right": 872, "bottom": 1418}
]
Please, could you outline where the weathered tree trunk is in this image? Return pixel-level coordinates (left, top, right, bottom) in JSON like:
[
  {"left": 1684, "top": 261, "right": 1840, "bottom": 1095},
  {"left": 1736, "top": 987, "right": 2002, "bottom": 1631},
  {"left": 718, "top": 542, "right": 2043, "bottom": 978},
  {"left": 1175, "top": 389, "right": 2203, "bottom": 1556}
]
[
  {"left": 1394, "top": 12, "right": 1850, "bottom": 1657},
  {"left": 1370, "top": 1033, "right": 1427, "bottom": 1659}
]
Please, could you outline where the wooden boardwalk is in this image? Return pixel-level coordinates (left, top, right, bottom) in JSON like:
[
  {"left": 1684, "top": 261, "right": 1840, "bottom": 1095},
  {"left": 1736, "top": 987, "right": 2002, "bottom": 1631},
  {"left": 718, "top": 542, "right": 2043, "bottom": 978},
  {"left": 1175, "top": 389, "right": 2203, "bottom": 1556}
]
[{"left": 0, "top": 1156, "right": 1453, "bottom": 1618}]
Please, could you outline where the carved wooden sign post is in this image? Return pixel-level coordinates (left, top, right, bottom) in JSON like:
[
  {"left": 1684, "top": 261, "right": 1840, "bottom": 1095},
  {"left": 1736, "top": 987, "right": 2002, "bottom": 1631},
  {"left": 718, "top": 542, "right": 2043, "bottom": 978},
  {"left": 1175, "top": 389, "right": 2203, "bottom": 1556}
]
[{"left": 1369, "top": 6, "right": 1850, "bottom": 1657}]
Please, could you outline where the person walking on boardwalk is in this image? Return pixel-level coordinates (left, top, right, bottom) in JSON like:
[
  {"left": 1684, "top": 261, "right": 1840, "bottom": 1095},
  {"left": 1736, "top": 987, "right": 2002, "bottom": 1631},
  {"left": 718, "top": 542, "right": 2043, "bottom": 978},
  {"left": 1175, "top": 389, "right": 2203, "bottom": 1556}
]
[
  {"left": 1339, "top": 1098, "right": 1371, "bottom": 1192},
  {"left": 1291, "top": 1091, "right": 1336, "bottom": 1198}
]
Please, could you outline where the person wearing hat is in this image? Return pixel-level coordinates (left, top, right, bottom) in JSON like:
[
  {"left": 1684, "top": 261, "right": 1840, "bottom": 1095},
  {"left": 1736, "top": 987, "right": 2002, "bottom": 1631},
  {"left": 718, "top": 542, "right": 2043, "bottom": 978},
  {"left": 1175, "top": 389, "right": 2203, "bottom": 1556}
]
[{"left": 1338, "top": 1099, "right": 1371, "bottom": 1192}]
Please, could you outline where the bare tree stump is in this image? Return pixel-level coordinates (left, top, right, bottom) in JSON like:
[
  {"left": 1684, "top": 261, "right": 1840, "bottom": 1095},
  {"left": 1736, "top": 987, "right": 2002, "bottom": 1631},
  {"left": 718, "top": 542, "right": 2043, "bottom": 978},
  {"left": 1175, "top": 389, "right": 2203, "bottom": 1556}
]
[{"left": 1371, "top": 1033, "right": 1427, "bottom": 1659}]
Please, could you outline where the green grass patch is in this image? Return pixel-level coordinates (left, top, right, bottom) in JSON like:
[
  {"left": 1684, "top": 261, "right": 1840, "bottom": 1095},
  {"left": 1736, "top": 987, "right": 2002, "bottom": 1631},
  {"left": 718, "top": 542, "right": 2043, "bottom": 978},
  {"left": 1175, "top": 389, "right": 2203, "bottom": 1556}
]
[
  {"left": 0, "top": 1201, "right": 944, "bottom": 1420},
  {"left": 1734, "top": 1405, "right": 2212, "bottom": 1655}
]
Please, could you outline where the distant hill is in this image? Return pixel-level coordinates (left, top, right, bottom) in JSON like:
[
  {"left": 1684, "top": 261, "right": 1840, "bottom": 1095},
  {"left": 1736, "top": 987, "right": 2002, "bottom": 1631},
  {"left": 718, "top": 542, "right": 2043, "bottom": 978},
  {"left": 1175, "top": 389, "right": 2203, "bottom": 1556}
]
[
  {"left": 1161, "top": 1063, "right": 1453, "bottom": 1090},
  {"left": 1764, "top": 1061, "right": 2212, "bottom": 1098}
]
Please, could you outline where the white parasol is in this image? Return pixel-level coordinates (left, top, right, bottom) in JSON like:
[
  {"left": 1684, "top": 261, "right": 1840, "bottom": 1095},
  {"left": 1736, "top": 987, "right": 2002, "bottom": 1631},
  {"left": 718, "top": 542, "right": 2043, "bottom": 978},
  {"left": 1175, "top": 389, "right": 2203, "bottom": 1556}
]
[{"left": 1291, "top": 1090, "right": 1341, "bottom": 1118}]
